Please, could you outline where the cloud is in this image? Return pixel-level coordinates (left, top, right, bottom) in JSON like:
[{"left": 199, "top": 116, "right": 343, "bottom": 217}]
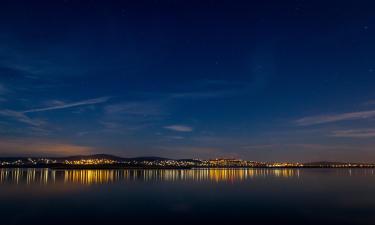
[
  {"left": 331, "top": 129, "right": 375, "bottom": 138},
  {"left": 164, "top": 125, "right": 193, "bottom": 132},
  {"left": 0, "top": 138, "right": 94, "bottom": 156},
  {"left": 43, "top": 100, "right": 66, "bottom": 107},
  {"left": 296, "top": 109, "right": 375, "bottom": 126},
  {"left": 23, "top": 96, "right": 110, "bottom": 113},
  {"left": 0, "top": 96, "right": 109, "bottom": 127},
  {"left": 0, "top": 110, "right": 45, "bottom": 126}
]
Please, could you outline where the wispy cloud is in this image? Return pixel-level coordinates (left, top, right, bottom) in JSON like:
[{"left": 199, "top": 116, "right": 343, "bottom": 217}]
[
  {"left": 164, "top": 125, "right": 193, "bottom": 132},
  {"left": 331, "top": 129, "right": 375, "bottom": 138},
  {"left": 296, "top": 109, "right": 375, "bottom": 126},
  {"left": 0, "top": 110, "right": 45, "bottom": 126},
  {"left": 0, "top": 97, "right": 109, "bottom": 127},
  {"left": 23, "top": 96, "right": 110, "bottom": 113}
]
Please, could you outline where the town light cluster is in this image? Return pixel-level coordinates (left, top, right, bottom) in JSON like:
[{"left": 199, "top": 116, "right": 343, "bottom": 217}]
[{"left": 1, "top": 157, "right": 375, "bottom": 168}]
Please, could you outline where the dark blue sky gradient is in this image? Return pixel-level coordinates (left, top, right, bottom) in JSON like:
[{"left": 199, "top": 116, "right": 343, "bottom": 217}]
[{"left": 0, "top": 0, "right": 375, "bottom": 161}]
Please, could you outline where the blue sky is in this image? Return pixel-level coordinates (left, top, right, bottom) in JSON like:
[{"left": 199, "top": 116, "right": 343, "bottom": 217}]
[{"left": 0, "top": 0, "right": 375, "bottom": 161}]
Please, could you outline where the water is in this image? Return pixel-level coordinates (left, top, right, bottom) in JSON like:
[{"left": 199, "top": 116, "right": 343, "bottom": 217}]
[{"left": 0, "top": 168, "right": 374, "bottom": 225}]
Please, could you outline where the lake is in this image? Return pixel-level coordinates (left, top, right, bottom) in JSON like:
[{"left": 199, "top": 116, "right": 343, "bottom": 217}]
[{"left": 0, "top": 168, "right": 374, "bottom": 225}]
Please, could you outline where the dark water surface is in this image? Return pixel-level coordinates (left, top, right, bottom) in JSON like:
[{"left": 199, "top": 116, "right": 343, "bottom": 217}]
[{"left": 0, "top": 168, "right": 374, "bottom": 225}]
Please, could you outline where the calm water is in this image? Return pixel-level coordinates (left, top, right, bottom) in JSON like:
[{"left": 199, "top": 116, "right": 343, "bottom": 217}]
[{"left": 0, "top": 168, "right": 374, "bottom": 225}]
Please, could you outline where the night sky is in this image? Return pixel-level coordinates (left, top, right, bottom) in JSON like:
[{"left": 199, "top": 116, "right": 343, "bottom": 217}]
[{"left": 0, "top": 0, "right": 375, "bottom": 162}]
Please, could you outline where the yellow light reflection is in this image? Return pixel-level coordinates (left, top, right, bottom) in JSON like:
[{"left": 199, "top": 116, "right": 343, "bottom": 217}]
[{"left": 1, "top": 168, "right": 373, "bottom": 185}]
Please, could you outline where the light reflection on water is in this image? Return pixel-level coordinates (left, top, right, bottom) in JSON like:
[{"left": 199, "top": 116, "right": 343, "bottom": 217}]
[
  {"left": 1, "top": 168, "right": 375, "bottom": 225},
  {"left": 0, "top": 168, "right": 374, "bottom": 185}
]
